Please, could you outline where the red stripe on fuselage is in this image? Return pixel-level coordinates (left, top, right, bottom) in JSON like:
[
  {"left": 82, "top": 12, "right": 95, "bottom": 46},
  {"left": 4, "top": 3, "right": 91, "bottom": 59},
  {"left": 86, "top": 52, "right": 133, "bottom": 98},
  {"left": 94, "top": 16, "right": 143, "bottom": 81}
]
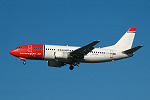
[
  {"left": 31, "top": 45, "right": 43, "bottom": 60},
  {"left": 10, "top": 44, "right": 44, "bottom": 60}
]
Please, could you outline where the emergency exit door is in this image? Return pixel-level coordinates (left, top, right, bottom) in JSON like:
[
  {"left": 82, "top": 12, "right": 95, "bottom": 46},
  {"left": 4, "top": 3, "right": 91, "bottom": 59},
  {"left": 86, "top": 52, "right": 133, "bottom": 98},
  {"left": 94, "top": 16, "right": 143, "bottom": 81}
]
[{"left": 110, "top": 50, "right": 113, "bottom": 58}]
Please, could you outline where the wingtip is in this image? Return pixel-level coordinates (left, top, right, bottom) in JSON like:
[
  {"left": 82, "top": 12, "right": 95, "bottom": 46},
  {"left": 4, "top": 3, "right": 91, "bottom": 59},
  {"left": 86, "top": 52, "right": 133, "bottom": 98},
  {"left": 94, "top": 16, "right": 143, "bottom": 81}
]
[
  {"left": 94, "top": 40, "right": 100, "bottom": 42},
  {"left": 140, "top": 45, "right": 144, "bottom": 47}
]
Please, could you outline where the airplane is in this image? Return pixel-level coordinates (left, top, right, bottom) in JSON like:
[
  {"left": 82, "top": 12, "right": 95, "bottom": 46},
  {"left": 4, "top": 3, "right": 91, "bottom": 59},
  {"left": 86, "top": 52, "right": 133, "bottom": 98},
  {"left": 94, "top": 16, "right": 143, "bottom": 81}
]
[{"left": 9, "top": 28, "right": 143, "bottom": 70}]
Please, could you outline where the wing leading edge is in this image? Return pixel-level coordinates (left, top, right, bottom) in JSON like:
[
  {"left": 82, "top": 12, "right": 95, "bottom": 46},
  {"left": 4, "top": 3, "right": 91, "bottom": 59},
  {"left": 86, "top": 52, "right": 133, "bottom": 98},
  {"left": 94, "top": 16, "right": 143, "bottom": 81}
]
[{"left": 70, "top": 41, "right": 100, "bottom": 58}]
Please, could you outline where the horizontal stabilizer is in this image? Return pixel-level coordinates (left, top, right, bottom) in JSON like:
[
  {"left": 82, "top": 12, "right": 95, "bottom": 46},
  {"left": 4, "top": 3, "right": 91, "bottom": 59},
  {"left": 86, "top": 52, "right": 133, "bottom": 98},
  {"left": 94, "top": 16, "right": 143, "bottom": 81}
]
[{"left": 123, "top": 45, "right": 144, "bottom": 54}]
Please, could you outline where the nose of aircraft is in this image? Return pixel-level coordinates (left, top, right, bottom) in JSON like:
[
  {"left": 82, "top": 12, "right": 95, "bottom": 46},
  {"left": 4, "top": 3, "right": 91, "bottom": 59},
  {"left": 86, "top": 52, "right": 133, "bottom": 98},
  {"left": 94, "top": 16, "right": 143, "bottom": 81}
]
[
  {"left": 9, "top": 49, "right": 15, "bottom": 55},
  {"left": 9, "top": 48, "right": 20, "bottom": 57}
]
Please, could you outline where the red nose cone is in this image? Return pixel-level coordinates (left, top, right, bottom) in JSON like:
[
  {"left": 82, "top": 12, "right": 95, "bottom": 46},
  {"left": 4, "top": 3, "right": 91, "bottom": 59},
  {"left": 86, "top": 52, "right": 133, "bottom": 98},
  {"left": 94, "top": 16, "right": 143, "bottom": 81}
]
[
  {"left": 9, "top": 49, "right": 16, "bottom": 56},
  {"left": 9, "top": 50, "right": 13, "bottom": 55}
]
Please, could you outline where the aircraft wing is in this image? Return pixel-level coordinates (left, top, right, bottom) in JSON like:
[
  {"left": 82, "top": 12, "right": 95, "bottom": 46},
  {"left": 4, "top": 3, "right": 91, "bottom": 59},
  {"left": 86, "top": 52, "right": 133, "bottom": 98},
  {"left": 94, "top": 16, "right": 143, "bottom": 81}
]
[{"left": 70, "top": 41, "right": 100, "bottom": 58}]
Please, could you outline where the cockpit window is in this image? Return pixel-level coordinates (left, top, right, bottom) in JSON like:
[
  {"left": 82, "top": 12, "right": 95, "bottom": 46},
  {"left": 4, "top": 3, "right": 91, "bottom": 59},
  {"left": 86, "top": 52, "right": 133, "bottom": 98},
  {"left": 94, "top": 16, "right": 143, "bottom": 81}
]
[{"left": 17, "top": 47, "right": 23, "bottom": 49}]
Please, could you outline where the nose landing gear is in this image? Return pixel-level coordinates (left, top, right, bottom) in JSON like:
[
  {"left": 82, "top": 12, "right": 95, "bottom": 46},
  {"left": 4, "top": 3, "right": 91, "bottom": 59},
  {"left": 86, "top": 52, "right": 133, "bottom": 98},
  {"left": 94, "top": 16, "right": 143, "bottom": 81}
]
[
  {"left": 23, "top": 60, "right": 26, "bottom": 65},
  {"left": 19, "top": 57, "right": 26, "bottom": 65}
]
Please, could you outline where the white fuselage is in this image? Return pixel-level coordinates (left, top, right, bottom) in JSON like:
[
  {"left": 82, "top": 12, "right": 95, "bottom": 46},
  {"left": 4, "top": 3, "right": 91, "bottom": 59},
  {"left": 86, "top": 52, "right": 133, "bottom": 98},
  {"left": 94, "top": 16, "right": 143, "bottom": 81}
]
[{"left": 44, "top": 45, "right": 131, "bottom": 63}]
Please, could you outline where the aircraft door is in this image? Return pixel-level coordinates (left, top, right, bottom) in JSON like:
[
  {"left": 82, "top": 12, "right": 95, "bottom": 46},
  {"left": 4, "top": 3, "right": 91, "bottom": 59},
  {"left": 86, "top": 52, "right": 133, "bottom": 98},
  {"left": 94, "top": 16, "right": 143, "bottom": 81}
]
[
  {"left": 28, "top": 45, "right": 32, "bottom": 52},
  {"left": 110, "top": 50, "right": 113, "bottom": 58}
]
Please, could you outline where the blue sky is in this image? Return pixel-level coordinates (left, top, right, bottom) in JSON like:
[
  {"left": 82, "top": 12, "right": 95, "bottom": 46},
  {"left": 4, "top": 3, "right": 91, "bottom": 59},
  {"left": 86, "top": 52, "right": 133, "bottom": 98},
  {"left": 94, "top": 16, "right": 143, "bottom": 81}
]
[{"left": 0, "top": 0, "right": 149, "bottom": 100}]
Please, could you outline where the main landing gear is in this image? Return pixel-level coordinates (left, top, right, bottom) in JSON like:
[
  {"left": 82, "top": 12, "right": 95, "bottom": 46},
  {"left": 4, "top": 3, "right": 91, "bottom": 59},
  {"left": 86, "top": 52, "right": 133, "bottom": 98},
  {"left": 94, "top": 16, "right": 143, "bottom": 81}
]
[
  {"left": 69, "top": 62, "right": 79, "bottom": 70},
  {"left": 69, "top": 65, "right": 74, "bottom": 70},
  {"left": 23, "top": 60, "right": 26, "bottom": 65}
]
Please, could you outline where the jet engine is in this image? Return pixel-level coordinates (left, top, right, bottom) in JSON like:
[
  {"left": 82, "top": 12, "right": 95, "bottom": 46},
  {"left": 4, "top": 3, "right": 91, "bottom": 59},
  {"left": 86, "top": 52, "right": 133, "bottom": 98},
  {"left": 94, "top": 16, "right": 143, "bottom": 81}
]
[{"left": 48, "top": 61, "right": 65, "bottom": 67}]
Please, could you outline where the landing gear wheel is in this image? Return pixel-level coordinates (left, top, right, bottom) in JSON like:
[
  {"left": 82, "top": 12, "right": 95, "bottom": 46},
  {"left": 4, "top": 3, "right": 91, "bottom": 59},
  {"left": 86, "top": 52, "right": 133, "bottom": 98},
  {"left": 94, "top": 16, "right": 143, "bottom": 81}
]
[
  {"left": 23, "top": 61, "right": 26, "bottom": 65},
  {"left": 69, "top": 66, "right": 74, "bottom": 70}
]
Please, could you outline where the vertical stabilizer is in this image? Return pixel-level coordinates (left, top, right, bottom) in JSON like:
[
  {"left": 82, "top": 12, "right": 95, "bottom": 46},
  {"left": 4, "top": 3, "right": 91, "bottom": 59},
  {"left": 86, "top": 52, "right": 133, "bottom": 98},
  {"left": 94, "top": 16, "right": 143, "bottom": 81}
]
[{"left": 114, "top": 28, "right": 136, "bottom": 50}]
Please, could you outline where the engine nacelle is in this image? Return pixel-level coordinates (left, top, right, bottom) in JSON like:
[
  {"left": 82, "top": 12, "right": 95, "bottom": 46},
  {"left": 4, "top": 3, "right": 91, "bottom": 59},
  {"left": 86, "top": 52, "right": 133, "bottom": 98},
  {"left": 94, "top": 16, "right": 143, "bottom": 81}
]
[
  {"left": 48, "top": 61, "right": 65, "bottom": 67},
  {"left": 54, "top": 52, "right": 69, "bottom": 59}
]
